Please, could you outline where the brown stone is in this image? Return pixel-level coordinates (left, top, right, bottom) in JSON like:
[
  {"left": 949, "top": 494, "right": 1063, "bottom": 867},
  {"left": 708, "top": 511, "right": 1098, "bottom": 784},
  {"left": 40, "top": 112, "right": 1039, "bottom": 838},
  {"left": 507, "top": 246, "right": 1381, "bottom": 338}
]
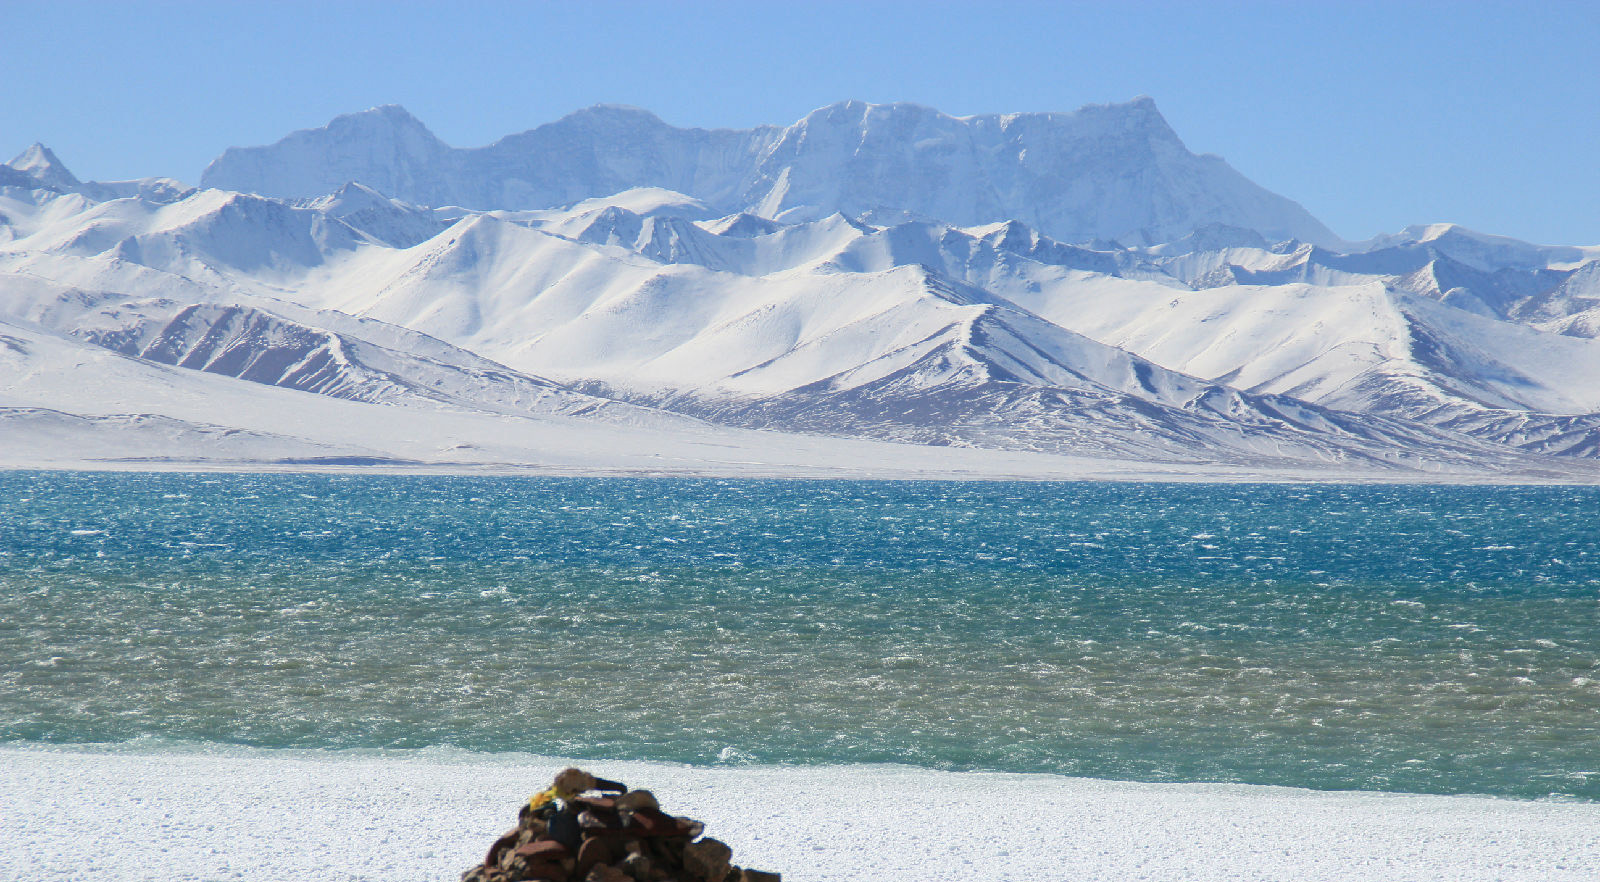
[
  {"left": 739, "top": 870, "right": 781, "bottom": 882},
  {"left": 643, "top": 836, "right": 686, "bottom": 874},
  {"left": 519, "top": 860, "right": 570, "bottom": 882},
  {"left": 504, "top": 840, "right": 574, "bottom": 882},
  {"left": 576, "top": 836, "right": 618, "bottom": 875},
  {"left": 625, "top": 808, "right": 677, "bottom": 837},
  {"left": 681, "top": 838, "right": 733, "bottom": 882},
  {"left": 461, "top": 865, "right": 506, "bottom": 882},
  {"left": 618, "top": 851, "right": 657, "bottom": 882},
  {"left": 515, "top": 840, "right": 573, "bottom": 861},
  {"left": 487, "top": 828, "right": 523, "bottom": 866},
  {"left": 584, "top": 864, "right": 632, "bottom": 882},
  {"left": 615, "top": 789, "right": 660, "bottom": 812},
  {"left": 505, "top": 857, "right": 569, "bottom": 882}
]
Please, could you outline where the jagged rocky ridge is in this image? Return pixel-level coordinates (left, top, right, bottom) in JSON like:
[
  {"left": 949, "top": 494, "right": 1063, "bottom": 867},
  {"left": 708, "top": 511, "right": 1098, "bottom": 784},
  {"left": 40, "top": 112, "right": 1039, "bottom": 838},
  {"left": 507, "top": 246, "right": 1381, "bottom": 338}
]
[
  {"left": 200, "top": 99, "right": 1340, "bottom": 248},
  {"left": 5, "top": 118, "right": 1600, "bottom": 476}
]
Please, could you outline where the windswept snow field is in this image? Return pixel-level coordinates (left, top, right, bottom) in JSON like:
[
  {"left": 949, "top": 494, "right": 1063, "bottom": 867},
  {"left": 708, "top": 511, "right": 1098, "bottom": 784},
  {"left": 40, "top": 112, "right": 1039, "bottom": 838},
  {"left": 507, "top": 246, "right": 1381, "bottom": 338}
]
[{"left": 7, "top": 747, "right": 1599, "bottom": 882}]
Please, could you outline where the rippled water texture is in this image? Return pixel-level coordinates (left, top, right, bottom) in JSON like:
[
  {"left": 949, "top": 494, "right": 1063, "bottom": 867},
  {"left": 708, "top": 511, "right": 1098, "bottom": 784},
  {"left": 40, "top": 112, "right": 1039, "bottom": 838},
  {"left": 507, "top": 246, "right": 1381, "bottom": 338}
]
[{"left": 3, "top": 473, "right": 1598, "bottom": 799}]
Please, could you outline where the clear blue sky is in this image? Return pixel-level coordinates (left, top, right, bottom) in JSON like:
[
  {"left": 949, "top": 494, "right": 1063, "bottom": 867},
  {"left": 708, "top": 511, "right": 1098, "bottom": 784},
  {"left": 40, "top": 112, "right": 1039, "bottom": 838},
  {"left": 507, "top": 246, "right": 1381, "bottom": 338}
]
[{"left": 5, "top": 0, "right": 1597, "bottom": 245}]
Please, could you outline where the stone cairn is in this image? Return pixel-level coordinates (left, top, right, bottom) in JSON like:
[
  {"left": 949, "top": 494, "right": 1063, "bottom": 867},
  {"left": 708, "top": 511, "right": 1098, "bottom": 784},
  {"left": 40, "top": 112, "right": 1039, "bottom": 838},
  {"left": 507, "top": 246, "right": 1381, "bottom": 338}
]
[{"left": 461, "top": 770, "right": 781, "bottom": 882}]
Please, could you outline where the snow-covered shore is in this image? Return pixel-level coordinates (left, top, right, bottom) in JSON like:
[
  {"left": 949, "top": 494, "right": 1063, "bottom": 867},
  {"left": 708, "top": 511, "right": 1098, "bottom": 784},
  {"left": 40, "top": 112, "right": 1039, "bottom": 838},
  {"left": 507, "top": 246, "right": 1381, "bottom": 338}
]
[{"left": 5, "top": 745, "right": 1597, "bottom": 881}]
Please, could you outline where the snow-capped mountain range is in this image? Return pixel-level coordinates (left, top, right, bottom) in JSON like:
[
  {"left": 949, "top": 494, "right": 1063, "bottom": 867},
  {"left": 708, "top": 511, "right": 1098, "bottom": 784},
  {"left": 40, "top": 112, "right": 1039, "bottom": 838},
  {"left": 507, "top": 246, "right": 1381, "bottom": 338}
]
[
  {"left": 201, "top": 99, "right": 1341, "bottom": 248},
  {"left": 4, "top": 99, "right": 1599, "bottom": 479}
]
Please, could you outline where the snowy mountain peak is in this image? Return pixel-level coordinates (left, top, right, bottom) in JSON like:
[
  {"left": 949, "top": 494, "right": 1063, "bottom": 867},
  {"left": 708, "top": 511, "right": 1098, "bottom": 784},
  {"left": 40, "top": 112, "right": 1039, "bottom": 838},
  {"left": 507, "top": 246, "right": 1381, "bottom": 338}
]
[
  {"left": 7, "top": 142, "right": 81, "bottom": 189},
  {"left": 305, "top": 181, "right": 407, "bottom": 214},
  {"left": 1149, "top": 223, "right": 1272, "bottom": 256},
  {"left": 1360, "top": 222, "right": 1595, "bottom": 271},
  {"left": 1106, "top": 93, "right": 1166, "bottom": 121},
  {"left": 561, "top": 187, "right": 712, "bottom": 219},
  {"left": 326, "top": 104, "right": 437, "bottom": 136},
  {"left": 802, "top": 99, "right": 943, "bottom": 124},
  {"left": 551, "top": 103, "right": 669, "bottom": 128},
  {"left": 701, "top": 213, "right": 788, "bottom": 238},
  {"left": 739, "top": 96, "right": 1338, "bottom": 245},
  {"left": 200, "top": 105, "right": 451, "bottom": 202},
  {"left": 1041, "top": 94, "right": 1174, "bottom": 133},
  {"left": 292, "top": 181, "right": 442, "bottom": 248}
]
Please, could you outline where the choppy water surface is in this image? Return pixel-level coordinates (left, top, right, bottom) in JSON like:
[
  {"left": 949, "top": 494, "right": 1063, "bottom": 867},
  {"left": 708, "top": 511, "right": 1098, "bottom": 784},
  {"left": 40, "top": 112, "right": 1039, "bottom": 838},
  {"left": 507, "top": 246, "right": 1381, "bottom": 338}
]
[{"left": 2, "top": 472, "right": 1597, "bottom": 799}]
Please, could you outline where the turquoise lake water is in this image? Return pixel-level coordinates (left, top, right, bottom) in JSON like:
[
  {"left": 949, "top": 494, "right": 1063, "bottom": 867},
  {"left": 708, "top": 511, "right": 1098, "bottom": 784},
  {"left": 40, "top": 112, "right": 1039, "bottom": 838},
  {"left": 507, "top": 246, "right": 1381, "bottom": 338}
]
[{"left": 2, "top": 472, "right": 1597, "bottom": 800}]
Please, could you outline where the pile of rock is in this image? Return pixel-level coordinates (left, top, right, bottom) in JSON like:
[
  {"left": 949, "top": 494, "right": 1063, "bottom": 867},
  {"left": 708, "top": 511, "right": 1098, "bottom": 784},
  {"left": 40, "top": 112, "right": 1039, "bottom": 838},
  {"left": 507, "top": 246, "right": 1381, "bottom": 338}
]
[{"left": 461, "top": 774, "right": 780, "bottom": 882}]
